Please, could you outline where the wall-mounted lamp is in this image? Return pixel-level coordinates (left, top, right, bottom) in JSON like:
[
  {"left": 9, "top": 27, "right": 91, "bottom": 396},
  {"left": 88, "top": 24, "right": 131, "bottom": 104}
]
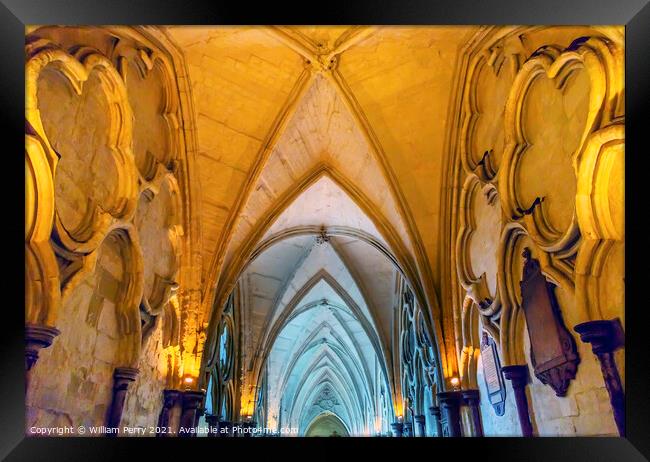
[
  {"left": 450, "top": 377, "right": 460, "bottom": 389},
  {"left": 183, "top": 376, "right": 195, "bottom": 390}
]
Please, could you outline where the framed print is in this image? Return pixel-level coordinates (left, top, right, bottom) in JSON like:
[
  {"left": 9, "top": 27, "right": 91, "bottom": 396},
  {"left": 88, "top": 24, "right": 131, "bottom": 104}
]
[{"left": 4, "top": 0, "right": 650, "bottom": 460}]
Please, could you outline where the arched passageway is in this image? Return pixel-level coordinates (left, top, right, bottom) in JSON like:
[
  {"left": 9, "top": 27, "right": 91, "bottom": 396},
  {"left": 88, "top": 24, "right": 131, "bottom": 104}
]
[
  {"left": 305, "top": 413, "right": 350, "bottom": 437},
  {"left": 200, "top": 171, "right": 442, "bottom": 436},
  {"left": 24, "top": 25, "right": 625, "bottom": 440}
]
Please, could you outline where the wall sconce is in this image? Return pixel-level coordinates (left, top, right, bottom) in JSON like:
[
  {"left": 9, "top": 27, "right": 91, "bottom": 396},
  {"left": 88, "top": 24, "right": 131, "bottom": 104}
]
[
  {"left": 183, "top": 376, "right": 195, "bottom": 390},
  {"left": 450, "top": 377, "right": 460, "bottom": 389}
]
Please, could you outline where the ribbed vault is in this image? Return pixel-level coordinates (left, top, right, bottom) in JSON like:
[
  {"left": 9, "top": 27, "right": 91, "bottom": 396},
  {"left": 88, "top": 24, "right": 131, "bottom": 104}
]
[
  {"left": 170, "top": 26, "right": 478, "bottom": 436},
  {"left": 222, "top": 170, "right": 426, "bottom": 435}
]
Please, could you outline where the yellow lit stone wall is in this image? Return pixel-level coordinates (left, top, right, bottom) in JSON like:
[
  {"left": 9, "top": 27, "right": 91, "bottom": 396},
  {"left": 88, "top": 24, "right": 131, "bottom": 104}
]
[
  {"left": 25, "top": 26, "right": 198, "bottom": 432},
  {"left": 446, "top": 26, "right": 624, "bottom": 436},
  {"left": 25, "top": 25, "right": 625, "bottom": 437}
]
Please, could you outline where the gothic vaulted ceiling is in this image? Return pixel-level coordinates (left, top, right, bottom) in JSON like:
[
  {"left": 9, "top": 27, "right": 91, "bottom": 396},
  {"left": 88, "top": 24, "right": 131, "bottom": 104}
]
[
  {"left": 161, "top": 26, "right": 480, "bottom": 317},
  {"left": 158, "top": 29, "right": 482, "bottom": 430}
]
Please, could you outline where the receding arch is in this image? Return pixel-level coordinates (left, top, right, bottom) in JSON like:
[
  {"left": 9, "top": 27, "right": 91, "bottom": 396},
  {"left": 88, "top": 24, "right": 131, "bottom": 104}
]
[
  {"left": 304, "top": 412, "right": 350, "bottom": 437},
  {"left": 254, "top": 269, "right": 390, "bottom": 394},
  {"left": 198, "top": 167, "right": 446, "bottom": 436},
  {"left": 287, "top": 351, "right": 366, "bottom": 432},
  {"left": 202, "top": 166, "right": 444, "bottom": 386},
  {"left": 257, "top": 264, "right": 392, "bottom": 436}
]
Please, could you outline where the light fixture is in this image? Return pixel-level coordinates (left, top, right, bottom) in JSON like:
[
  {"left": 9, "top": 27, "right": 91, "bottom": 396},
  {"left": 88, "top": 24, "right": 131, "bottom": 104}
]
[
  {"left": 450, "top": 377, "right": 460, "bottom": 388},
  {"left": 183, "top": 376, "right": 195, "bottom": 390}
]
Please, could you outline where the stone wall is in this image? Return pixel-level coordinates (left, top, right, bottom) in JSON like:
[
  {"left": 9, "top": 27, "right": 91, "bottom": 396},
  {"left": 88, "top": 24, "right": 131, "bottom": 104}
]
[
  {"left": 25, "top": 26, "right": 194, "bottom": 434},
  {"left": 27, "top": 233, "right": 136, "bottom": 428},
  {"left": 448, "top": 26, "right": 625, "bottom": 437}
]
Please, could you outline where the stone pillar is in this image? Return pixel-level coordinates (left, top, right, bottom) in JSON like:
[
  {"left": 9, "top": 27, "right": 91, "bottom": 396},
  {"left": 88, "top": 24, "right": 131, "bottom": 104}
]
[
  {"left": 194, "top": 405, "right": 205, "bottom": 430},
  {"left": 403, "top": 421, "right": 413, "bottom": 437},
  {"left": 106, "top": 367, "right": 139, "bottom": 436},
  {"left": 178, "top": 390, "right": 205, "bottom": 437},
  {"left": 414, "top": 414, "right": 426, "bottom": 437},
  {"left": 240, "top": 420, "right": 256, "bottom": 437},
  {"left": 574, "top": 319, "right": 625, "bottom": 436},
  {"left": 429, "top": 405, "right": 443, "bottom": 437},
  {"left": 157, "top": 389, "right": 180, "bottom": 437},
  {"left": 25, "top": 324, "right": 60, "bottom": 392},
  {"left": 461, "top": 389, "right": 484, "bottom": 437},
  {"left": 502, "top": 365, "right": 533, "bottom": 437},
  {"left": 437, "top": 391, "right": 463, "bottom": 437},
  {"left": 390, "top": 421, "right": 404, "bottom": 437},
  {"left": 205, "top": 414, "right": 219, "bottom": 437}
]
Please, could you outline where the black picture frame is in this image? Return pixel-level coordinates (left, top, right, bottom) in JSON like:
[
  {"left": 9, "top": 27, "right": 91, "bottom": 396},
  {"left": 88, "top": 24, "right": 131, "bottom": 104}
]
[{"left": 3, "top": 1, "right": 649, "bottom": 460}]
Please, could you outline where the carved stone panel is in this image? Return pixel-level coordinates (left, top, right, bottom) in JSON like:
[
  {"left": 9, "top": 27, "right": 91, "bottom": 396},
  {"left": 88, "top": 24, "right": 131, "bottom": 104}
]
[
  {"left": 519, "top": 248, "right": 579, "bottom": 396},
  {"left": 460, "top": 42, "right": 520, "bottom": 180}
]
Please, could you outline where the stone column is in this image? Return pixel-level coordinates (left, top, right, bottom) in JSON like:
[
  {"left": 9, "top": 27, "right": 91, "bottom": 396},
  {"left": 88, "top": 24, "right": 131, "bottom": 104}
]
[
  {"left": 205, "top": 414, "right": 219, "bottom": 437},
  {"left": 574, "top": 319, "right": 625, "bottom": 436},
  {"left": 240, "top": 420, "right": 256, "bottom": 437},
  {"left": 437, "top": 391, "right": 463, "bottom": 437},
  {"left": 414, "top": 414, "right": 426, "bottom": 437},
  {"left": 390, "top": 421, "right": 404, "bottom": 437},
  {"left": 25, "top": 324, "right": 60, "bottom": 392},
  {"left": 178, "top": 390, "right": 205, "bottom": 437},
  {"left": 106, "top": 367, "right": 139, "bottom": 436},
  {"left": 461, "top": 389, "right": 484, "bottom": 437},
  {"left": 429, "top": 405, "right": 443, "bottom": 437},
  {"left": 403, "top": 421, "right": 413, "bottom": 437},
  {"left": 502, "top": 365, "right": 533, "bottom": 437},
  {"left": 193, "top": 405, "right": 205, "bottom": 431},
  {"left": 157, "top": 389, "right": 180, "bottom": 437}
]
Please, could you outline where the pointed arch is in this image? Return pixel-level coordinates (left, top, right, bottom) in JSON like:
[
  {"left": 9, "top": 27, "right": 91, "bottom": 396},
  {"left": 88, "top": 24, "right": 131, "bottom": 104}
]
[
  {"left": 250, "top": 268, "right": 393, "bottom": 406},
  {"left": 304, "top": 412, "right": 351, "bottom": 437},
  {"left": 202, "top": 164, "right": 444, "bottom": 395}
]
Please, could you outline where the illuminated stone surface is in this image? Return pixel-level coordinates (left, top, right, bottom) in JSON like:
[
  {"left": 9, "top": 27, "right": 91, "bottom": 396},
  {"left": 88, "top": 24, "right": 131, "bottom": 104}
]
[{"left": 25, "top": 25, "right": 624, "bottom": 437}]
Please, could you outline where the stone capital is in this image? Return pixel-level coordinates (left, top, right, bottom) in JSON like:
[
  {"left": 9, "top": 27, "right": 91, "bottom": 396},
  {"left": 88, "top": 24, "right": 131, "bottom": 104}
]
[
  {"left": 437, "top": 390, "right": 463, "bottom": 407},
  {"left": 113, "top": 367, "right": 139, "bottom": 389},
  {"left": 502, "top": 365, "right": 529, "bottom": 388},
  {"left": 162, "top": 389, "right": 181, "bottom": 408},
  {"left": 461, "top": 389, "right": 481, "bottom": 405},
  {"left": 429, "top": 405, "right": 441, "bottom": 417},
  {"left": 25, "top": 323, "right": 60, "bottom": 370},
  {"left": 390, "top": 421, "right": 404, "bottom": 437},
  {"left": 574, "top": 318, "right": 624, "bottom": 356},
  {"left": 182, "top": 389, "right": 206, "bottom": 410}
]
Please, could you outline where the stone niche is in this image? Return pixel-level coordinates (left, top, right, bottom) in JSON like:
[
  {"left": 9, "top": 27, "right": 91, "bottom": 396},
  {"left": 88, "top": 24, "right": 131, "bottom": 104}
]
[
  {"left": 38, "top": 67, "right": 122, "bottom": 241},
  {"left": 28, "top": 231, "right": 140, "bottom": 428},
  {"left": 516, "top": 67, "right": 590, "bottom": 234},
  {"left": 123, "top": 53, "right": 175, "bottom": 181}
]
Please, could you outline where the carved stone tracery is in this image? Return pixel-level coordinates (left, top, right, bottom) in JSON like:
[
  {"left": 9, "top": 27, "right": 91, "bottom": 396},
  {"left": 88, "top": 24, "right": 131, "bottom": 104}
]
[
  {"left": 450, "top": 27, "right": 624, "bottom": 435},
  {"left": 24, "top": 28, "right": 194, "bottom": 430}
]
